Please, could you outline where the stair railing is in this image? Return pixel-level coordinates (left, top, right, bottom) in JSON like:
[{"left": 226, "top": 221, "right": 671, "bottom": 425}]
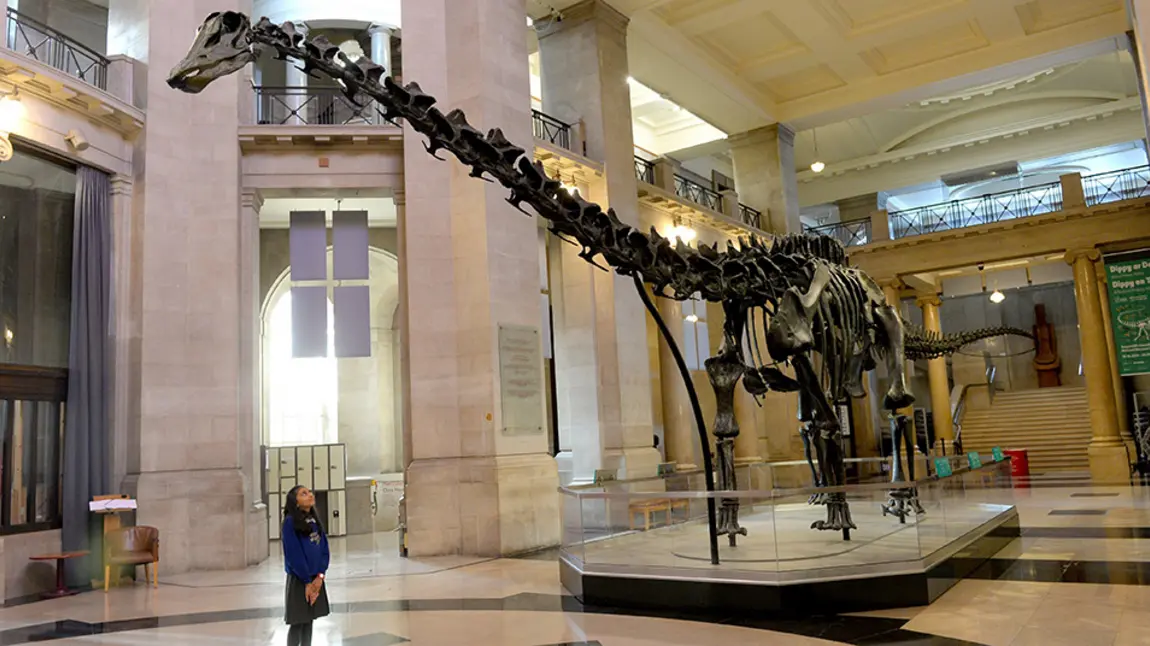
[{"left": 950, "top": 363, "right": 998, "bottom": 454}]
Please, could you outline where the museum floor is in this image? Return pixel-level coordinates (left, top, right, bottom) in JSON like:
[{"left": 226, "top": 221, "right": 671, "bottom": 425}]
[{"left": 9, "top": 475, "right": 1150, "bottom": 645}]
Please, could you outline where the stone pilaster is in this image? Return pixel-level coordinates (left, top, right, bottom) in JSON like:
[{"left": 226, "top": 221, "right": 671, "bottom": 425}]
[
  {"left": 1066, "top": 249, "right": 1129, "bottom": 482},
  {"left": 536, "top": 0, "right": 658, "bottom": 479},
  {"left": 400, "top": 0, "right": 558, "bottom": 556},
  {"left": 109, "top": 174, "right": 138, "bottom": 497},
  {"left": 729, "top": 124, "right": 801, "bottom": 234}
]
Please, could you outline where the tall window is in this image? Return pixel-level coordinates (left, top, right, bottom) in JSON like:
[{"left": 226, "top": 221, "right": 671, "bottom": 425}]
[
  {"left": 0, "top": 142, "right": 73, "bottom": 533},
  {"left": 681, "top": 294, "right": 711, "bottom": 370},
  {"left": 266, "top": 290, "right": 339, "bottom": 447}
]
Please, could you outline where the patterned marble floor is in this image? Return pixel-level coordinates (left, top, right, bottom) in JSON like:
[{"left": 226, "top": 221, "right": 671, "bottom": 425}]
[{"left": 6, "top": 477, "right": 1150, "bottom": 645}]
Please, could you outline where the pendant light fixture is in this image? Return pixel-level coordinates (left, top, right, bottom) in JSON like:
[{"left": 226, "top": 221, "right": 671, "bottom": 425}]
[{"left": 810, "top": 127, "right": 825, "bottom": 173}]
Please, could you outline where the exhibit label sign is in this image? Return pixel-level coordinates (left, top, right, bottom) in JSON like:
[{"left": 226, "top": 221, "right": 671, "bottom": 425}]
[
  {"left": 933, "top": 458, "right": 953, "bottom": 478},
  {"left": 497, "top": 324, "right": 545, "bottom": 436},
  {"left": 967, "top": 452, "right": 982, "bottom": 469},
  {"left": 992, "top": 446, "right": 1004, "bottom": 462},
  {"left": 1105, "top": 257, "right": 1150, "bottom": 375}
]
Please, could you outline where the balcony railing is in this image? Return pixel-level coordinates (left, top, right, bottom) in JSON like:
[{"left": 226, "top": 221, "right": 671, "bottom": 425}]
[
  {"left": 532, "top": 109, "right": 573, "bottom": 152},
  {"left": 738, "top": 203, "right": 762, "bottom": 230},
  {"left": 1083, "top": 165, "right": 1150, "bottom": 207},
  {"left": 674, "top": 175, "right": 723, "bottom": 212},
  {"left": 253, "top": 85, "right": 387, "bottom": 125},
  {"left": 888, "top": 181, "right": 1063, "bottom": 240},
  {"left": 4, "top": 7, "right": 108, "bottom": 90},
  {"left": 635, "top": 156, "right": 655, "bottom": 185},
  {"left": 805, "top": 218, "right": 871, "bottom": 248}
]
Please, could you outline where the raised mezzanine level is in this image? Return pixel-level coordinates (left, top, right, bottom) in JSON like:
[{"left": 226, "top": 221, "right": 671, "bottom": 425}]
[{"left": 810, "top": 166, "right": 1150, "bottom": 279}]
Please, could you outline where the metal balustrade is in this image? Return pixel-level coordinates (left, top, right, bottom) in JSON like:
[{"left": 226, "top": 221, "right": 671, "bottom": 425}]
[
  {"left": 888, "top": 181, "right": 1063, "bottom": 240},
  {"left": 532, "top": 109, "right": 572, "bottom": 152},
  {"left": 805, "top": 218, "right": 871, "bottom": 248},
  {"left": 1083, "top": 165, "right": 1150, "bottom": 207},
  {"left": 634, "top": 156, "right": 655, "bottom": 185},
  {"left": 4, "top": 7, "right": 108, "bottom": 90},
  {"left": 674, "top": 174, "right": 723, "bottom": 212},
  {"left": 253, "top": 85, "right": 387, "bottom": 125},
  {"left": 738, "top": 203, "right": 762, "bottom": 230}
]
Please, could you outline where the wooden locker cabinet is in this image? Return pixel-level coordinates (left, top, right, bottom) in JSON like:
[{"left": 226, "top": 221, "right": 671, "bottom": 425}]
[{"left": 263, "top": 443, "right": 349, "bottom": 539}]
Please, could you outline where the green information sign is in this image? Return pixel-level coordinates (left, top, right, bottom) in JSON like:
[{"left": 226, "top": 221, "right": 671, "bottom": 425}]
[
  {"left": 1105, "top": 257, "right": 1150, "bottom": 375},
  {"left": 934, "top": 457, "right": 953, "bottom": 478},
  {"left": 967, "top": 452, "right": 982, "bottom": 469},
  {"left": 992, "top": 447, "right": 1005, "bottom": 462}
]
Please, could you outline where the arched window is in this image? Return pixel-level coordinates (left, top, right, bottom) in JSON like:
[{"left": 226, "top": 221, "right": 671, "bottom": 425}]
[{"left": 266, "top": 290, "right": 338, "bottom": 446}]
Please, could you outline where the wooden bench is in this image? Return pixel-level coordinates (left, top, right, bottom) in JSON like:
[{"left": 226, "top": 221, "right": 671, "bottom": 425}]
[{"left": 629, "top": 498, "right": 691, "bottom": 530}]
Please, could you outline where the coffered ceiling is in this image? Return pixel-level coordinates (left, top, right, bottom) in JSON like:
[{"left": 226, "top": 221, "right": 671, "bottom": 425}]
[{"left": 535, "top": 0, "right": 1132, "bottom": 134}]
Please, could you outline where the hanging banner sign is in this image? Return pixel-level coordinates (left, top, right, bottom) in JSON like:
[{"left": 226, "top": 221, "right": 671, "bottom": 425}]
[{"left": 1105, "top": 257, "right": 1150, "bottom": 376}]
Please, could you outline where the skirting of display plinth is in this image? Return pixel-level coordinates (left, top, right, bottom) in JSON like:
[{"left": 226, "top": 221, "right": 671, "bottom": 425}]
[{"left": 560, "top": 507, "right": 1019, "bottom": 614}]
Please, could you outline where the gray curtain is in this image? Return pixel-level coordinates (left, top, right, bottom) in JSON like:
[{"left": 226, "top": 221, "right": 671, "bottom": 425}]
[{"left": 62, "top": 165, "right": 112, "bottom": 587}]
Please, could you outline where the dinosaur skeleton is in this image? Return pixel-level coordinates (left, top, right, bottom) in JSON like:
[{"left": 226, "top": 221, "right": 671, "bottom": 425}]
[
  {"left": 168, "top": 12, "right": 1033, "bottom": 551},
  {"left": 1117, "top": 310, "right": 1150, "bottom": 342}
]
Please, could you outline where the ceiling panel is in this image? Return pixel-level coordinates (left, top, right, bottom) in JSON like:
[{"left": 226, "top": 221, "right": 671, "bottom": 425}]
[
  {"left": 814, "top": 0, "right": 966, "bottom": 36},
  {"left": 758, "top": 64, "right": 847, "bottom": 103},
  {"left": 859, "top": 21, "right": 991, "bottom": 75},
  {"left": 1014, "top": 0, "right": 1124, "bottom": 36},
  {"left": 694, "top": 11, "right": 805, "bottom": 69}
]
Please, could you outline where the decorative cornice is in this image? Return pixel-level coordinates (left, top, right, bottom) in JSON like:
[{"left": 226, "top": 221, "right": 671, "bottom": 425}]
[{"left": 241, "top": 188, "right": 264, "bottom": 212}]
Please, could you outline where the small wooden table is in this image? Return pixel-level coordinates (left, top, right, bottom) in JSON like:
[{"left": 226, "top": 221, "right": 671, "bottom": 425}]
[{"left": 30, "top": 551, "right": 89, "bottom": 598}]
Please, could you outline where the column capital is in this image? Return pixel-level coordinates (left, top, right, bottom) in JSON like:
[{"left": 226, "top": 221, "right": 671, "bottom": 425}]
[
  {"left": 875, "top": 276, "right": 906, "bottom": 291},
  {"left": 110, "top": 174, "right": 133, "bottom": 196},
  {"left": 728, "top": 123, "right": 796, "bottom": 150},
  {"left": 241, "top": 188, "right": 264, "bottom": 213},
  {"left": 915, "top": 293, "right": 942, "bottom": 308},
  {"left": 367, "top": 23, "right": 395, "bottom": 36},
  {"left": 1065, "top": 247, "right": 1101, "bottom": 265},
  {"left": 392, "top": 186, "right": 405, "bottom": 206},
  {"left": 534, "top": 0, "right": 628, "bottom": 39}
]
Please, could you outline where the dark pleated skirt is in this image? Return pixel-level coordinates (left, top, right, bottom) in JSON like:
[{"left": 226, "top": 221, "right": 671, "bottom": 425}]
[{"left": 284, "top": 575, "right": 330, "bottom": 625}]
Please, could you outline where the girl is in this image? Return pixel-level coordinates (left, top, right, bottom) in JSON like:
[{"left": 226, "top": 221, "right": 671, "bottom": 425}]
[{"left": 282, "top": 485, "right": 330, "bottom": 646}]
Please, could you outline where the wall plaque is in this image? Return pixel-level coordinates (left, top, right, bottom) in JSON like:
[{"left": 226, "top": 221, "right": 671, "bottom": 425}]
[
  {"left": 1105, "top": 256, "right": 1150, "bottom": 376},
  {"left": 498, "top": 324, "right": 544, "bottom": 436}
]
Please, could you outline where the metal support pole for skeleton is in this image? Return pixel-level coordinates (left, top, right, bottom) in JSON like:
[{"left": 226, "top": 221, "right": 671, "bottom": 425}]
[{"left": 633, "top": 276, "right": 720, "bottom": 565}]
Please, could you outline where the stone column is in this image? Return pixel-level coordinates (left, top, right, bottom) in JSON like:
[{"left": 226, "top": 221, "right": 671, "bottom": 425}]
[
  {"left": 240, "top": 189, "right": 269, "bottom": 565},
  {"left": 1096, "top": 259, "right": 1134, "bottom": 454},
  {"left": 656, "top": 296, "right": 697, "bottom": 470},
  {"left": 917, "top": 294, "right": 954, "bottom": 453},
  {"left": 109, "top": 174, "right": 139, "bottom": 498},
  {"left": 836, "top": 193, "right": 878, "bottom": 223},
  {"left": 1127, "top": 1, "right": 1150, "bottom": 143},
  {"left": 536, "top": 0, "right": 659, "bottom": 479},
  {"left": 116, "top": 0, "right": 261, "bottom": 574},
  {"left": 368, "top": 23, "right": 394, "bottom": 74},
  {"left": 285, "top": 21, "right": 309, "bottom": 125},
  {"left": 870, "top": 209, "right": 890, "bottom": 242},
  {"left": 729, "top": 124, "right": 801, "bottom": 234},
  {"left": 1061, "top": 173, "right": 1086, "bottom": 209},
  {"left": 401, "top": 0, "right": 558, "bottom": 556},
  {"left": 1066, "top": 249, "right": 1129, "bottom": 482}
]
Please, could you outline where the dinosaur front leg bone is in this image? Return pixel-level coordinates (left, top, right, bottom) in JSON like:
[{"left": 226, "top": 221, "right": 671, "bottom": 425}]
[{"left": 873, "top": 303, "right": 914, "bottom": 411}]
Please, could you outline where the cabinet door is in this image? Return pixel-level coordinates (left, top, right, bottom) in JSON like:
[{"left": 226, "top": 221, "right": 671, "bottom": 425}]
[
  {"left": 268, "top": 447, "right": 280, "bottom": 485},
  {"left": 279, "top": 448, "right": 296, "bottom": 491},
  {"left": 312, "top": 446, "right": 330, "bottom": 491},
  {"left": 296, "top": 446, "right": 313, "bottom": 489},
  {"left": 267, "top": 493, "right": 281, "bottom": 539},
  {"left": 328, "top": 444, "right": 346, "bottom": 490},
  {"left": 328, "top": 490, "right": 346, "bottom": 537}
]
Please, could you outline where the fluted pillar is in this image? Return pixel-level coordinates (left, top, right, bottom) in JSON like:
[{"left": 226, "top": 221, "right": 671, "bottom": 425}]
[
  {"left": 917, "top": 294, "right": 954, "bottom": 453},
  {"left": 656, "top": 297, "right": 698, "bottom": 470},
  {"left": 1095, "top": 257, "right": 1135, "bottom": 456},
  {"left": 1066, "top": 249, "right": 1129, "bottom": 482}
]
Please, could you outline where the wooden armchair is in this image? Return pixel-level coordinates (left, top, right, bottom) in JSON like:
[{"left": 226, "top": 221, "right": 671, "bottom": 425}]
[{"left": 104, "top": 526, "right": 160, "bottom": 591}]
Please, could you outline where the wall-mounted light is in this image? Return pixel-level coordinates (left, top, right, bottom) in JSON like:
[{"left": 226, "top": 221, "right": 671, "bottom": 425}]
[
  {"left": 3, "top": 327, "right": 12, "bottom": 346},
  {"left": 685, "top": 313, "right": 699, "bottom": 323},
  {"left": 667, "top": 223, "right": 696, "bottom": 245},
  {"left": 65, "top": 129, "right": 89, "bottom": 152}
]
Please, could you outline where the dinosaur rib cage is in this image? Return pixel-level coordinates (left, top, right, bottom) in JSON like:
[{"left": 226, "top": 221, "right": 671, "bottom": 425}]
[{"left": 243, "top": 18, "right": 850, "bottom": 310}]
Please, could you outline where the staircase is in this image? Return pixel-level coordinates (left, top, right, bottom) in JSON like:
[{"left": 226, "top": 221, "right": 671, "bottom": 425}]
[{"left": 958, "top": 386, "right": 1091, "bottom": 474}]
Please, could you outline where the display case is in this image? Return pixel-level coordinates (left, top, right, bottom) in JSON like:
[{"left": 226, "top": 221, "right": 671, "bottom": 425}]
[{"left": 559, "top": 456, "right": 1017, "bottom": 613}]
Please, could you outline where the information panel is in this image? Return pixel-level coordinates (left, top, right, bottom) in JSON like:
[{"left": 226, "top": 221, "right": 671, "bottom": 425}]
[
  {"left": 1105, "top": 257, "right": 1150, "bottom": 376},
  {"left": 498, "top": 324, "right": 545, "bottom": 436}
]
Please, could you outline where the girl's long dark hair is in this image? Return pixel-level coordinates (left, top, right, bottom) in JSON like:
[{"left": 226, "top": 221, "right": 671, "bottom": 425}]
[{"left": 283, "top": 485, "right": 325, "bottom": 535}]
